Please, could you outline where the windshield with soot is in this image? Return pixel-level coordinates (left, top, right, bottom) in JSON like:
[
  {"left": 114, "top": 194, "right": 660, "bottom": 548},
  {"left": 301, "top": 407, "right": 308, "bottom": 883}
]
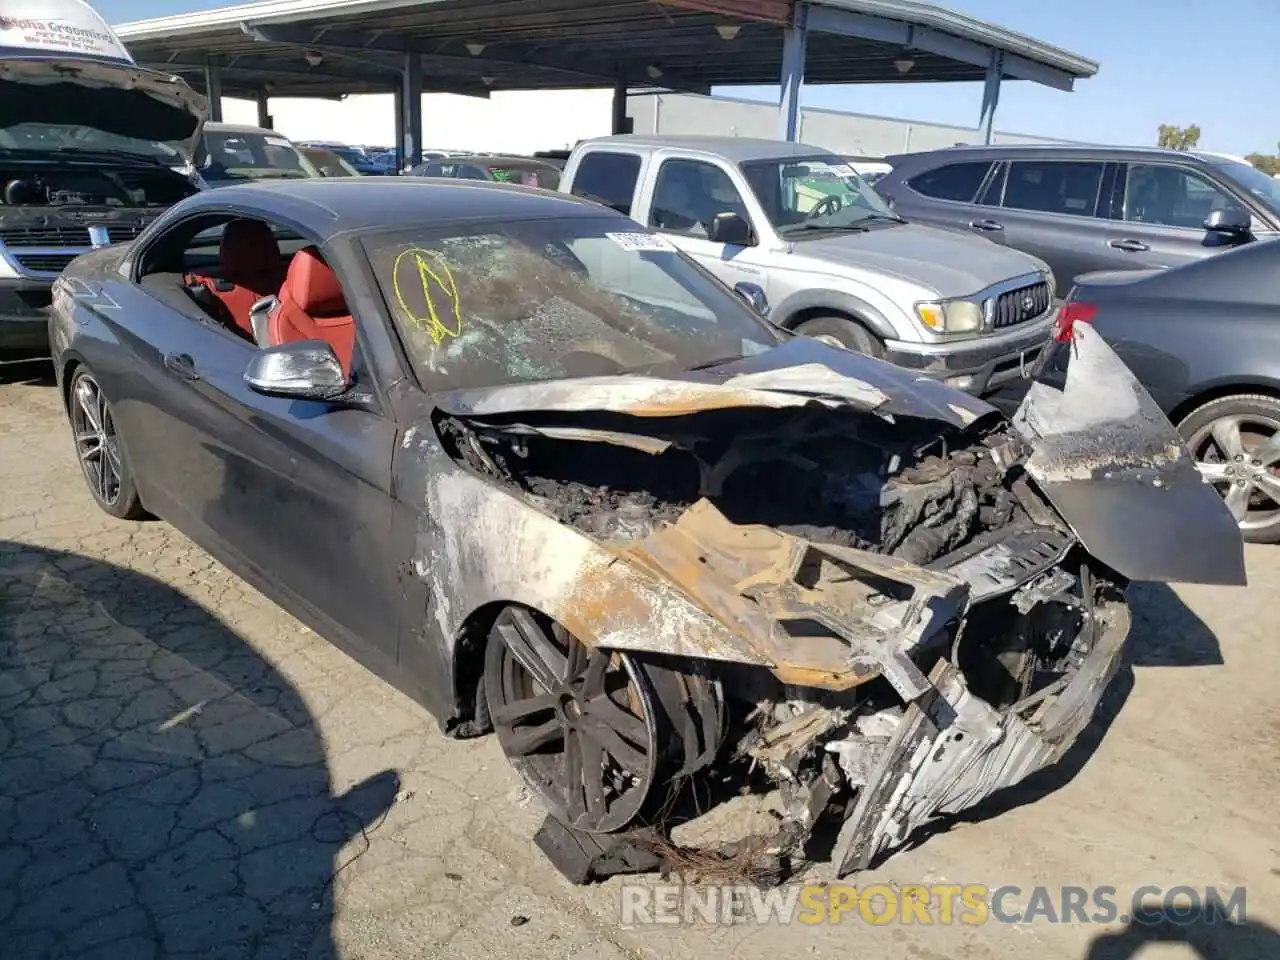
[{"left": 362, "top": 216, "right": 782, "bottom": 392}]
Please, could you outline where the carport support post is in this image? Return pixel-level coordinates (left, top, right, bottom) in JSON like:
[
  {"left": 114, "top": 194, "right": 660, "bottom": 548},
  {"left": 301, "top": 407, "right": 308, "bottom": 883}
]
[
  {"left": 402, "top": 52, "right": 423, "bottom": 168},
  {"left": 255, "top": 91, "right": 272, "bottom": 129},
  {"left": 393, "top": 84, "right": 405, "bottom": 171},
  {"left": 611, "top": 66, "right": 629, "bottom": 136},
  {"left": 979, "top": 49, "right": 1004, "bottom": 145},
  {"left": 776, "top": 3, "right": 808, "bottom": 141},
  {"left": 203, "top": 56, "right": 224, "bottom": 123}
]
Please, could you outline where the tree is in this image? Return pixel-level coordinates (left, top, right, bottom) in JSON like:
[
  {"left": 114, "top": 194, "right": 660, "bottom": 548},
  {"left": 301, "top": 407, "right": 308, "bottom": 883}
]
[
  {"left": 1157, "top": 123, "right": 1202, "bottom": 151},
  {"left": 1245, "top": 143, "right": 1280, "bottom": 177}
]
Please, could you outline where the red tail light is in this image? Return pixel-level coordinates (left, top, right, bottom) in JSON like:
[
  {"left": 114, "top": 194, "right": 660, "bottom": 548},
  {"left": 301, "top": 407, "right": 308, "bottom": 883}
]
[{"left": 1053, "top": 301, "right": 1097, "bottom": 341}]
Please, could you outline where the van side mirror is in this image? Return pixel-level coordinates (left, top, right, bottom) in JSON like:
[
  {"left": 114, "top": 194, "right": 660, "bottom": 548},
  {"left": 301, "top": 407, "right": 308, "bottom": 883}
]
[
  {"left": 709, "top": 212, "right": 754, "bottom": 246},
  {"left": 1204, "top": 206, "right": 1252, "bottom": 238}
]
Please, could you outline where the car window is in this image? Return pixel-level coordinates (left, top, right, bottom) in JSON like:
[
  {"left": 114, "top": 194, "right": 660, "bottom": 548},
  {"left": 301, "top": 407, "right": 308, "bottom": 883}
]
[
  {"left": 1124, "top": 164, "right": 1235, "bottom": 229},
  {"left": 455, "top": 165, "right": 490, "bottom": 181},
  {"left": 649, "top": 158, "right": 750, "bottom": 238},
  {"left": 907, "top": 161, "right": 993, "bottom": 202},
  {"left": 1001, "top": 161, "right": 1104, "bottom": 217},
  {"left": 570, "top": 152, "right": 641, "bottom": 215},
  {"left": 976, "top": 163, "right": 1006, "bottom": 206},
  {"left": 484, "top": 162, "right": 561, "bottom": 190},
  {"left": 360, "top": 215, "right": 781, "bottom": 393}
]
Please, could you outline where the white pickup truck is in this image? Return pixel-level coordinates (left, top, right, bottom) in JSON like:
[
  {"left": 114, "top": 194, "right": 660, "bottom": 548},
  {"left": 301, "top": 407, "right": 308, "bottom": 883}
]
[{"left": 558, "top": 134, "right": 1056, "bottom": 395}]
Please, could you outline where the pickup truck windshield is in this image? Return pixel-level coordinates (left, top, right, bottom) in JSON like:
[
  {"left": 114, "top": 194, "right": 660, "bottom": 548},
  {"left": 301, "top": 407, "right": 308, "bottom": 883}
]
[
  {"left": 196, "top": 130, "right": 321, "bottom": 183},
  {"left": 741, "top": 155, "right": 902, "bottom": 235},
  {"left": 362, "top": 216, "right": 781, "bottom": 392}
]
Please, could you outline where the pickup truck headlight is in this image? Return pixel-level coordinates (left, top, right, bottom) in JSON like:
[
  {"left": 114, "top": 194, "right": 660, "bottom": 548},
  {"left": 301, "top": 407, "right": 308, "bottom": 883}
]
[{"left": 915, "top": 299, "right": 983, "bottom": 334}]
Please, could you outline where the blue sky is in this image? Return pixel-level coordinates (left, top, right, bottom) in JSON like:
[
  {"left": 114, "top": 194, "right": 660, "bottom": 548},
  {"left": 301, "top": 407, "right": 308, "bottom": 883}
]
[{"left": 98, "top": 0, "right": 1279, "bottom": 155}]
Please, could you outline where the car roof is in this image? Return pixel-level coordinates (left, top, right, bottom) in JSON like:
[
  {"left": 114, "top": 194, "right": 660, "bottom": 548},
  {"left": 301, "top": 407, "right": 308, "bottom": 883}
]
[
  {"left": 885, "top": 143, "right": 1225, "bottom": 165},
  {"left": 582, "top": 134, "right": 837, "bottom": 164},
  {"left": 186, "top": 177, "right": 611, "bottom": 240}
]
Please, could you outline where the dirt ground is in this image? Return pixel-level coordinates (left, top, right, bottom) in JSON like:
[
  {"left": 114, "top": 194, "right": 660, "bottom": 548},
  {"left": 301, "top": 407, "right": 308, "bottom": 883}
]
[{"left": 2, "top": 359, "right": 1277, "bottom": 959}]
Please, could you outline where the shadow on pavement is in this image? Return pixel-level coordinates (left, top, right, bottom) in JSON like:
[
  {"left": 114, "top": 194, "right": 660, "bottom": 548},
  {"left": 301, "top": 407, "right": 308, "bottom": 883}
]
[
  {"left": 844, "top": 577, "right": 1222, "bottom": 866},
  {"left": 0, "top": 541, "right": 400, "bottom": 958},
  {"left": 0, "top": 357, "right": 54, "bottom": 387},
  {"left": 1084, "top": 905, "right": 1280, "bottom": 960}
]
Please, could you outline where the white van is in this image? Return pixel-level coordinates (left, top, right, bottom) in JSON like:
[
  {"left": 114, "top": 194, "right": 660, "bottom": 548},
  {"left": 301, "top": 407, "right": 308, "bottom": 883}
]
[{"left": 0, "top": 0, "right": 205, "bottom": 353}]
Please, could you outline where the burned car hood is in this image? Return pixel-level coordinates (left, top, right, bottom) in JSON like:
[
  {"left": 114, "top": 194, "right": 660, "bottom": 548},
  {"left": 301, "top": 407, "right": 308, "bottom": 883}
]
[
  {"left": 0, "top": 57, "right": 206, "bottom": 159},
  {"left": 1012, "top": 323, "right": 1246, "bottom": 586},
  {"left": 437, "top": 332, "right": 1245, "bottom": 587},
  {"left": 435, "top": 336, "right": 997, "bottom": 431}
]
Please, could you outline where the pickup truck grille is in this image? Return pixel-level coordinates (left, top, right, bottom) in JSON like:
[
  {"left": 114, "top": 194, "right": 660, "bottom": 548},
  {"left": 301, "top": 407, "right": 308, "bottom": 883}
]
[
  {"left": 11, "top": 253, "right": 79, "bottom": 274},
  {"left": 0, "top": 220, "right": 154, "bottom": 247},
  {"left": 990, "top": 281, "right": 1052, "bottom": 329}
]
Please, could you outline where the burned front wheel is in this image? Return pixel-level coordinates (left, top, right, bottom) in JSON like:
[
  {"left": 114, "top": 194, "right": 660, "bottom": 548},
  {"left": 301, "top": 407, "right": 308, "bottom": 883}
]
[{"left": 485, "top": 607, "right": 666, "bottom": 833}]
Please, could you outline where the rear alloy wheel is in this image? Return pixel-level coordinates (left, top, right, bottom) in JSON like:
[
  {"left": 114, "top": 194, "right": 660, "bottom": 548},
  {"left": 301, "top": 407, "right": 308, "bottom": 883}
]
[
  {"left": 484, "top": 607, "right": 663, "bottom": 834},
  {"left": 68, "top": 369, "right": 147, "bottom": 520},
  {"left": 1179, "top": 394, "right": 1280, "bottom": 543},
  {"left": 794, "top": 314, "right": 885, "bottom": 357}
]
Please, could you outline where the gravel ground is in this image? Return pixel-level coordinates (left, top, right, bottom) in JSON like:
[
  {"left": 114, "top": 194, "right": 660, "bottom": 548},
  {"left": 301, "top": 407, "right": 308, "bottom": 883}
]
[{"left": 2, "top": 359, "right": 1277, "bottom": 959}]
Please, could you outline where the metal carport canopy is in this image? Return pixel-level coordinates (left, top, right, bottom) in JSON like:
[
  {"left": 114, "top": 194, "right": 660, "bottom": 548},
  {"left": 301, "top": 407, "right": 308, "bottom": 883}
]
[{"left": 114, "top": 0, "right": 1098, "bottom": 160}]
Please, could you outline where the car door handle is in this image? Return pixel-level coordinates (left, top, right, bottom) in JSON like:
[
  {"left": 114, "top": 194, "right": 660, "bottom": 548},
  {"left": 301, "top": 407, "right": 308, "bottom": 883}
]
[
  {"left": 1108, "top": 238, "right": 1150, "bottom": 252},
  {"left": 969, "top": 219, "right": 1004, "bottom": 232},
  {"left": 163, "top": 352, "right": 200, "bottom": 381}
]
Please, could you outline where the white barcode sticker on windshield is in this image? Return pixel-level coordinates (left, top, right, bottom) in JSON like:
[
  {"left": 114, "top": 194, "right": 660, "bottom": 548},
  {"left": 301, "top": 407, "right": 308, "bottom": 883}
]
[
  {"left": 264, "top": 136, "right": 292, "bottom": 147},
  {"left": 606, "top": 232, "right": 677, "bottom": 252},
  {"left": 829, "top": 163, "right": 858, "bottom": 178}
]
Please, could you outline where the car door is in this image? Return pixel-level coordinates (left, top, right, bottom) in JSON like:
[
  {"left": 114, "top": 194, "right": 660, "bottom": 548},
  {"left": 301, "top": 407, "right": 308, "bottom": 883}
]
[
  {"left": 977, "top": 158, "right": 1111, "bottom": 291},
  {"left": 1095, "top": 161, "right": 1254, "bottom": 274},
  {"left": 643, "top": 156, "right": 772, "bottom": 292},
  {"left": 122, "top": 233, "right": 402, "bottom": 660}
]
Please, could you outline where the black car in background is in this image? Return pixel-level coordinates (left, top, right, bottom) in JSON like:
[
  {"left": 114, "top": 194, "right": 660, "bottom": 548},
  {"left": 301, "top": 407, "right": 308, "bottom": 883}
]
[
  {"left": 875, "top": 145, "right": 1280, "bottom": 291},
  {"left": 1046, "top": 235, "right": 1280, "bottom": 542}
]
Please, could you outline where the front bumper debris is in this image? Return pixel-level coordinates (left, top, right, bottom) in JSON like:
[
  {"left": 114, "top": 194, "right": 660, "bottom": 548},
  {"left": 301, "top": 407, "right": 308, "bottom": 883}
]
[{"left": 831, "top": 593, "right": 1129, "bottom": 874}]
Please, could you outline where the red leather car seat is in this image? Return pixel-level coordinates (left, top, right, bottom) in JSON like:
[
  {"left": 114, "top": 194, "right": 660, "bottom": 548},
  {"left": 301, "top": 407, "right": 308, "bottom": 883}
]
[
  {"left": 185, "top": 219, "right": 285, "bottom": 338},
  {"left": 267, "top": 247, "right": 356, "bottom": 373}
]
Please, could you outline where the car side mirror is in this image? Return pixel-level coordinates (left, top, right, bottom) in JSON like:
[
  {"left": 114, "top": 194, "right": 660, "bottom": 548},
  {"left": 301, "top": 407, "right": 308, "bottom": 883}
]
[
  {"left": 709, "top": 212, "right": 754, "bottom": 246},
  {"left": 1204, "top": 206, "right": 1252, "bottom": 238},
  {"left": 733, "top": 282, "right": 769, "bottom": 317},
  {"left": 244, "top": 340, "right": 349, "bottom": 402}
]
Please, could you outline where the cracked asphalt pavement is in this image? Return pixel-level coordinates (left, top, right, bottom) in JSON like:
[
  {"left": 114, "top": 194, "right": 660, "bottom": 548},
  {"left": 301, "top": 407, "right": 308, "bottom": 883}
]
[{"left": 2, "top": 361, "right": 1278, "bottom": 959}]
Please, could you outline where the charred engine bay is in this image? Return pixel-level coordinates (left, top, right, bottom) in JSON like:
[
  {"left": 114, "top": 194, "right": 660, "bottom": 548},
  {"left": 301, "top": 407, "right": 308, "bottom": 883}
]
[{"left": 439, "top": 406, "right": 1042, "bottom": 567}]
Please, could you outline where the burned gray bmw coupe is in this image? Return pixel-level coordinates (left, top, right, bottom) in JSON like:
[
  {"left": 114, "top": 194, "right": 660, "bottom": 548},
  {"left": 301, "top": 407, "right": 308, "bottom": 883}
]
[{"left": 48, "top": 178, "right": 1245, "bottom": 878}]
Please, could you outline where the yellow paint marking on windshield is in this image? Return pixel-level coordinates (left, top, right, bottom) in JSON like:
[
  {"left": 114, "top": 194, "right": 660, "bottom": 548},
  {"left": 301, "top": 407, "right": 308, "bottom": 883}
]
[{"left": 392, "top": 247, "right": 463, "bottom": 345}]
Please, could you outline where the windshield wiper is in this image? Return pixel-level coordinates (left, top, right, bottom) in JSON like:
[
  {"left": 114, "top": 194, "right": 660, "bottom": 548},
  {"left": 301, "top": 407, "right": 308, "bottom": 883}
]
[
  {"left": 786, "top": 222, "right": 869, "bottom": 234},
  {"left": 856, "top": 213, "right": 907, "bottom": 225}
]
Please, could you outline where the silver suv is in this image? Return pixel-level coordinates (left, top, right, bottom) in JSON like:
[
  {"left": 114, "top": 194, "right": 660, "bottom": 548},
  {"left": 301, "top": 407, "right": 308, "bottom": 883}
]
[{"left": 559, "top": 135, "right": 1056, "bottom": 394}]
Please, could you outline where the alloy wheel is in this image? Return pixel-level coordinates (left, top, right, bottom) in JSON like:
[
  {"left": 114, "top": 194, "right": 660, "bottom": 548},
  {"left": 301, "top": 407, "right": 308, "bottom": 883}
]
[
  {"left": 488, "top": 608, "right": 660, "bottom": 834},
  {"left": 70, "top": 373, "right": 123, "bottom": 507},
  {"left": 1188, "top": 413, "right": 1280, "bottom": 532}
]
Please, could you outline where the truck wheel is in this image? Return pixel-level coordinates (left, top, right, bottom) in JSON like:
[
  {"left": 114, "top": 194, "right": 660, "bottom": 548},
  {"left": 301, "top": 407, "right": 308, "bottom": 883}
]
[{"left": 794, "top": 315, "right": 885, "bottom": 358}]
